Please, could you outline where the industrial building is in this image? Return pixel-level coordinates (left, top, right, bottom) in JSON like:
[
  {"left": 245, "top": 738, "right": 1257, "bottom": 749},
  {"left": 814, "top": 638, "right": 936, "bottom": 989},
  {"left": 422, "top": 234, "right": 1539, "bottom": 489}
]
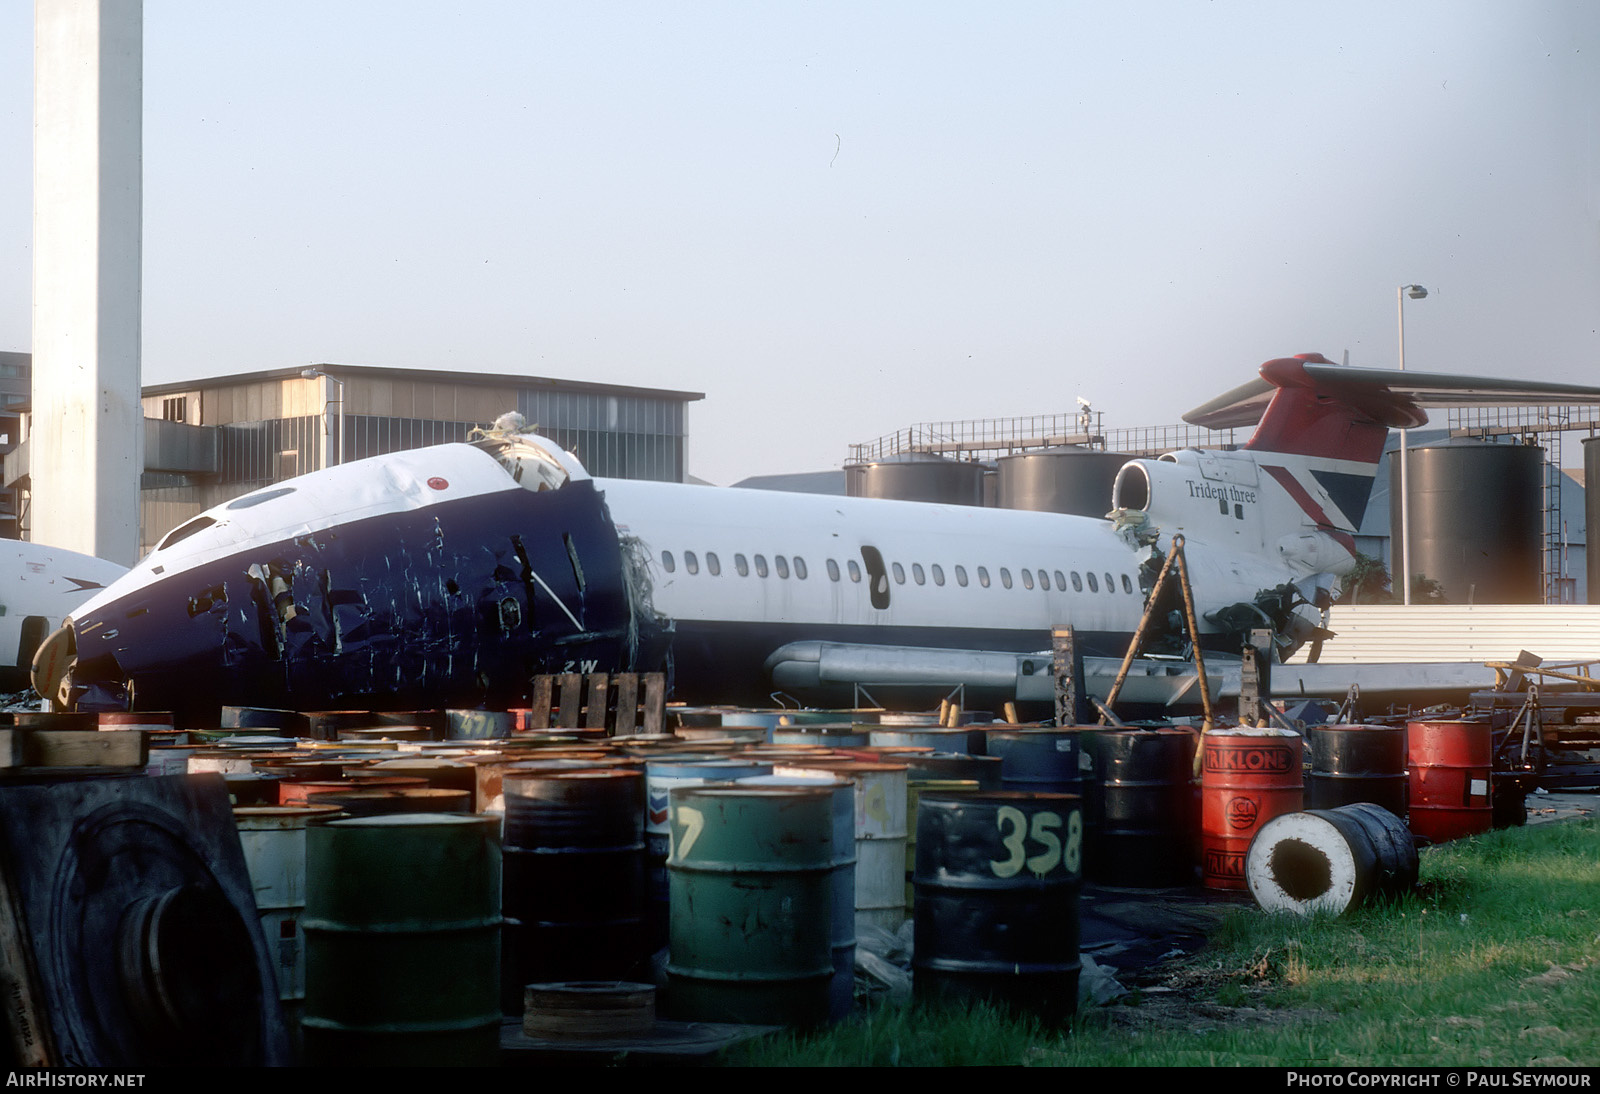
[
  {"left": 0, "top": 352, "right": 29, "bottom": 539},
  {"left": 1, "top": 357, "right": 703, "bottom": 556}
]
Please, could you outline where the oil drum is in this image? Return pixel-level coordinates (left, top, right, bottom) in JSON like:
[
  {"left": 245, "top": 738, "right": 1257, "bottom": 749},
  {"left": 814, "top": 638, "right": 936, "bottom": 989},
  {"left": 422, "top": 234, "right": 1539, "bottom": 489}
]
[
  {"left": 302, "top": 814, "right": 502, "bottom": 1066},
  {"left": 1407, "top": 718, "right": 1492, "bottom": 844},
  {"left": 644, "top": 759, "right": 771, "bottom": 950},
  {"left": 774, "top": 760, "right": 908, "bottom": 932},
  {"left": 772, "top": 723, "right": 872, "bottom": 749},
  {"left": 902, "top": 752, "right": 1003, "bottom": 789},
  {"left": 913, "top": 790, "right": 1082, "bottom": 1025},
  {"left": 906, "top": 779, "right": 980, "bottom": 908},
  {"left": 502, "top": 770, "right": 649, "bottom": 988},
  {"left": 1086, "top": 727, "right": 1196, "bottom": 887},
  {"left": 1246, "top": 803, "right": 1419, "bottom": 915},
  {"left": 665, "top": 785, "right": 835, "bottom": 1026},
  {"left": 1305, "top": 724, "right": 1406, "bottom": 817},
  {"left": 986, "top": 729, "right": 1085, "bottom": 798},
  {"left": 1201, "top": 728, "right": 1303, "bottom": 890},
  {"left": 232, "top": 805, "right": 341, "bottom": 1013},
  {"left": 870, "top": 726, "right": 987, "bottom": 755},
  {"left": 741, "top": 774, "right": 858, "bottom": 1021}
]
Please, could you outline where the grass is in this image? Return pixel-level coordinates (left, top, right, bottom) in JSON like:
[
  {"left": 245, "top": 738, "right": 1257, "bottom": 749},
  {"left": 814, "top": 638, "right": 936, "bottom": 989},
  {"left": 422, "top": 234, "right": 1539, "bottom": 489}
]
[{"left": 719, "top": 818, "right": 1600, "bottom": 1066}]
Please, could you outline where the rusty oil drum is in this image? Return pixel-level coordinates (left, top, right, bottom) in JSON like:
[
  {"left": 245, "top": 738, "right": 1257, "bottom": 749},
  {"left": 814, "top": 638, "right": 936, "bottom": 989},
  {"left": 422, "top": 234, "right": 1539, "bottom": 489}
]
[
  {"left": 912, "top": 790, "right": 1082, "bottom": 1025},
  {"left": 1200, "top": 728, "right": 1303, "bottom": 890},
  {"left": 1407, "top": 718, "right": 1492, "bottom": 844},
  {"left": 1305, "top": 724, "right": 1407, "bottom": 817},
  {"left": 1085, "top": 727, "right": 1196, "bottom": 888},
  {"left": 665, "top": 785, "right": 835, "bottom": 1026}
]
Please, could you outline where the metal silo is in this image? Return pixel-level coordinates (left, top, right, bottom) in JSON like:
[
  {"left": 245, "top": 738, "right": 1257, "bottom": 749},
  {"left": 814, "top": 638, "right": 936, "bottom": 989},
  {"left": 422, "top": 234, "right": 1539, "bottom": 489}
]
[
  {"left": 844, "top": 462, "right": 868, "bottom": 498},
  {"left": 996, "top": 447, "right": 1128, "bottom": 517},
  {"left": 854, "top": 454, "right": 986, "bottom": 506},
  {"left": 1586, "top": 436, "right": 1600, "bottom": 604},
  {"left": 1389, "top": 442, "right": 1544, "bottom": 604}
]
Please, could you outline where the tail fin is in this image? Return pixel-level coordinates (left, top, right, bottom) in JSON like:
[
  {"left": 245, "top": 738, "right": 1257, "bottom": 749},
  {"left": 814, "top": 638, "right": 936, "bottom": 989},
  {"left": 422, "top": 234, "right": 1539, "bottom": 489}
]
[
  {"left": 1187, "top": 352, "right": 1600, "bottom": 459},
  {"left": 1188, "top": 353, "right": 1422, "bottom": 464},
  {"left": 1177, "top": 353, "right": 1600, "bottom": 552}
]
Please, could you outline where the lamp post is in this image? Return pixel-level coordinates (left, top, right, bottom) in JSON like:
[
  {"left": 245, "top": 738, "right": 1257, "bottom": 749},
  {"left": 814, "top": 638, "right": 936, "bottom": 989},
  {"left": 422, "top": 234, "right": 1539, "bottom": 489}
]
[
  {"left": 1397, "top": 284, "right": 1428, "bottom": 605},
  {"left": 301, "top": 367, "right": 346, "bottom": 467}
]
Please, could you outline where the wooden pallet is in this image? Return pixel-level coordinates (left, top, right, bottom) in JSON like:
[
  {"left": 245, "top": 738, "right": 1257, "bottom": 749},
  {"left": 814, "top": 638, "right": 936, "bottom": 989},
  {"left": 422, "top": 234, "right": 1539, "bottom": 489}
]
[{"left": 523, "top": 673, "right": 666, "bottom": 736}]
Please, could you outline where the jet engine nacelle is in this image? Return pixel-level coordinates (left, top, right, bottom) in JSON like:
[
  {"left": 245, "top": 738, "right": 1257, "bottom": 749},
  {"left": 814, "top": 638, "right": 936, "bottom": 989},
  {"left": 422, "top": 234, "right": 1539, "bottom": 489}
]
[{"left": 1111, "top": 451, "right": 1269, "bottom": 552}]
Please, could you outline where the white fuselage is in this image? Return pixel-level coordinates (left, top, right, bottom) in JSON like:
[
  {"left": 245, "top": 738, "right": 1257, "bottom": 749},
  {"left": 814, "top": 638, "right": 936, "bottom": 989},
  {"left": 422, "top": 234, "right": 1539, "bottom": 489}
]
[
  {"left": 598, "top": 477, "right": 1271, "bottom": 645},
  {"left": 0, "top": 541, "right": 128, "bottom": 686}
]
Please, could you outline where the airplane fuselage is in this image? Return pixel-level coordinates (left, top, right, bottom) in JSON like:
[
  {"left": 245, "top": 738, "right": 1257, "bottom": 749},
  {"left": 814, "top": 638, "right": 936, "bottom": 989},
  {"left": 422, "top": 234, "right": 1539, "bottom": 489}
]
[
  {"left": 600, "top": 478, "right": 1267, "bottom": 702},
  {"left": 54, "top": 433, "right": 1288, "bottom": 718}
]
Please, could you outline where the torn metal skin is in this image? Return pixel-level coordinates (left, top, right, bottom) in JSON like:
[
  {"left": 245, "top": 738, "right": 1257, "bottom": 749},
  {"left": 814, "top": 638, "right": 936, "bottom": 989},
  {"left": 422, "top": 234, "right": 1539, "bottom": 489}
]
[{"left": 39, "top": 432, "right": 670, "bottom": 723}]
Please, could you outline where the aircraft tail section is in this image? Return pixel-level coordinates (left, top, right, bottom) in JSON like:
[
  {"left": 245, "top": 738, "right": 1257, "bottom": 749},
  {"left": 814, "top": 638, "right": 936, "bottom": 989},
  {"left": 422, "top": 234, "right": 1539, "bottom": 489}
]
[
  {"left": 1127, "top": 353, "right": 1600, "bottom": 580},
  {"left": 1190, "top": 353, "right": 1412, "bottom": 465}
]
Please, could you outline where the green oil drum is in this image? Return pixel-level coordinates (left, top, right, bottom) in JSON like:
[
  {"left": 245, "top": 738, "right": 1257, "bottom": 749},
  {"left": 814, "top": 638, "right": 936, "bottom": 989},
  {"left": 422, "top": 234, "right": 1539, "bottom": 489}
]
[
  {"left": 302, "top": 814, "right": 502, "bottom": 1066},
  {"left": 913, "top": 790, "right": 1083, "bottom": 1025},
  {"left": 665, "top": 785, "right": 835, "bottom": 1026}
]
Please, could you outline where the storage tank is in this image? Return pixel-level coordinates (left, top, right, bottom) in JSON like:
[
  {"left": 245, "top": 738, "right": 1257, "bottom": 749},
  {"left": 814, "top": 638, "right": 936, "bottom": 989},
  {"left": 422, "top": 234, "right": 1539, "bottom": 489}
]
[
  {"left": 849, "top": 454, "right": 986, "bottom": 506},
  {"left": 1586, "top": 436, "right": 1600, "bottom": 604},
  {"left": 996, "top": 447, "right": 1128, "bottom": 517},
  {"left": 1389, "top": 442, "right": 1544, "bottom": 604}
]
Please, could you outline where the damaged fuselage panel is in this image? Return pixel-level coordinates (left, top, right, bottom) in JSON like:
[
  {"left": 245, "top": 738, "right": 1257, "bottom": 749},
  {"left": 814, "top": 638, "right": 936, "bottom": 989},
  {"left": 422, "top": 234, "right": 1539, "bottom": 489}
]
[{"left": 41, "top": 433, "right": 657, "bottom": 719}]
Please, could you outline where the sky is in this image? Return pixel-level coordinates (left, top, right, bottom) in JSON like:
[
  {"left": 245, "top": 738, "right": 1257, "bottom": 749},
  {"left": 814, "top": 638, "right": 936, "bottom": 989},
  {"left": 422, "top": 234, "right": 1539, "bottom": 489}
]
[{"left": 3, "top": 2, "right": 1598, "bottom": 486}]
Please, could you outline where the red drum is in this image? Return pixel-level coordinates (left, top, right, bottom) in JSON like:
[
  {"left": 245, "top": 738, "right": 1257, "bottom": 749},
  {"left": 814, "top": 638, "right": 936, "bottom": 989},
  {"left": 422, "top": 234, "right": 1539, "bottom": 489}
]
[
  {"left": 1201, "top": 728, "right": 1303, "bottom": 890},
  {"left": 1406, "top": 719, "right": 1492, "bottom": 844}
]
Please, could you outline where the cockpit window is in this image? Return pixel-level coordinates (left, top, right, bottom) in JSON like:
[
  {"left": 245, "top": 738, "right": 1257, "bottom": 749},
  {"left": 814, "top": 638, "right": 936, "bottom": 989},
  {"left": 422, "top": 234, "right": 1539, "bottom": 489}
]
[
  {"left": 473, "top": 435, "right": 570, "bottom": 492},
  {"left": 156, "top": 516, "right": 217, "bottom": 551},
  {"left": 227, "top": 487, "right": 296, "bottom": 510}
]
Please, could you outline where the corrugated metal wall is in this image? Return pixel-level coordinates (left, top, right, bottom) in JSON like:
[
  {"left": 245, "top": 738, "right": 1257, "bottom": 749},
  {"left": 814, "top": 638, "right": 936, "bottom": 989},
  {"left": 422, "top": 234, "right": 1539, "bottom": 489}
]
[{"left": 1289, "top": 605, "right": 1600, "bottom": 664}]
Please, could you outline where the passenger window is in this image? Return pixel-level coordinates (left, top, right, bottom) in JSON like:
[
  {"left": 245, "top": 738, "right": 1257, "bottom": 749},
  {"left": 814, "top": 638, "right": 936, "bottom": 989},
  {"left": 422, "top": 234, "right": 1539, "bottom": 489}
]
[
  {"left": 1000, "top": 567, "right": 1013, "bottom": 589},
  {"left": 956, "top": 565, "right": 968, "bottom": 587},
  {"left": 706, "top": 552, "right": 721, "bottom": 576},
  {"left": 1055, "top": 570, "right": 1067, "bottom": 590},
  {"left": 775, "top": 555, "right": 790, "bottom": 579},
  {"left": 848, "top": 559, "right": 862, "bottom": 583},
  {"left": 978, "top": 567, "right": 990, "bottom": 589},
  {"left": 794, "top": 557, "right": 808, "bottom": 580},
  {"left": 1021, "top": 569, "right": 1034, "bottom": 590},
  {"left": 684, "top": 551, "right": 699, "bottom": 575},
  {"left": 661, "top": 551, "right": 676, "bottom": 573},
  {"left": 1038, "top": 570, "right": 1050, "bottom": 591},
  {"left": 827, "top": 559, "right": 840, "bottom": 581},
  {"left": 1071, "top": 571, "right": 1083, "bottom": 592},
  {"left": 1087, "top": 572, "right": 1099, "bottom": 592},
  {"left": 735, "top": 553, "right": 749, "bottom": 576},
  {"left": 755, "top": 554, "right": 769, "bottom": 578},
  {"left": 1104, "top": 572, "right": 1115, "bottom": 593},
  {"left": 892, "top": 562, "right": 905, "bottom": 585},
  {"left": 931, "top": 564, "right": 945, "bottom": 587},
  {"left": 912, "top": 563, "right": 925, "bottom": 585},
  {"left": 1122, "top": 574, "right": 1133, "bottom": 594}
]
